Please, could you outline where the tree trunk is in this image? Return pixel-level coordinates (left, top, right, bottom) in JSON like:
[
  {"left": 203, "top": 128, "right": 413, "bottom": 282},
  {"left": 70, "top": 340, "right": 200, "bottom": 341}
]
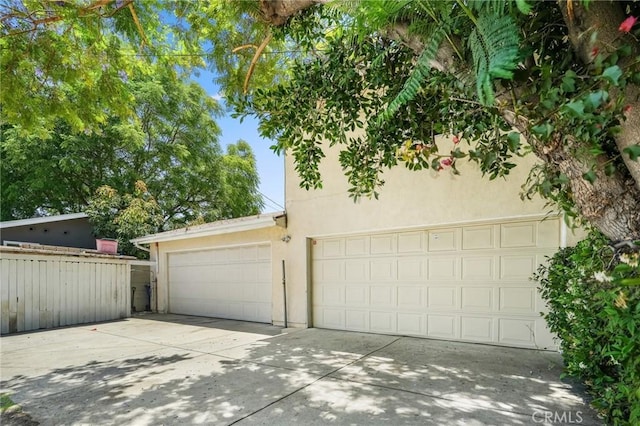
[
  {"left": 258, "top": 0, "right": 325, "bottom": 26},
  {"left": 502, "top": 111, "right": 640, "bottom": 241},
  {"left": 558, "top": 0, "right": 640, "bottom": 191}
]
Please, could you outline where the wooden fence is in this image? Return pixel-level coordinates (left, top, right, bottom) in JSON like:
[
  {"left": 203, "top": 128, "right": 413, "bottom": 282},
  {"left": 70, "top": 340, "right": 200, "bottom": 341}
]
[{"left": 0, "top": 246, "right": 135, "bottom": 334}]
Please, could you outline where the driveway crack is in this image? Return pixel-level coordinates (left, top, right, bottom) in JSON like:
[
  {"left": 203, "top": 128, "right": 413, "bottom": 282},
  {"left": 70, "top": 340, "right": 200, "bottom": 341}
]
[{"left": 227, "top": 336, "right": 403, "bottom": 425}]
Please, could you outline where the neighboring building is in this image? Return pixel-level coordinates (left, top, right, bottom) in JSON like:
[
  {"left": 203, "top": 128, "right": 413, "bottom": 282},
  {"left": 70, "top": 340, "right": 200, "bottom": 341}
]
[
  {"left": 0, "top": 213, "right": 96, "bottom": 249},
  {"left": 133, "top": 142, "right": 582, "bottom": 350}
]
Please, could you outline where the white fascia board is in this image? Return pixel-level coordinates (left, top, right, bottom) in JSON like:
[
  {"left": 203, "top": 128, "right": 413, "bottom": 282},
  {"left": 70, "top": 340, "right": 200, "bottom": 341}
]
[
  {"left": 0, "top": 212, "right": 88, "bottom": 229},
  {"left": 131, "top": 212, "right": 285, "bottom": 245}
]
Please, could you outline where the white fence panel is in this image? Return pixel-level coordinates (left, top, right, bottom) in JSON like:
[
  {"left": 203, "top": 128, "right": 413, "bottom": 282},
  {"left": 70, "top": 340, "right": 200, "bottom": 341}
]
[{"left": 0, "top": 248, "right": 132, "bottom": 334}]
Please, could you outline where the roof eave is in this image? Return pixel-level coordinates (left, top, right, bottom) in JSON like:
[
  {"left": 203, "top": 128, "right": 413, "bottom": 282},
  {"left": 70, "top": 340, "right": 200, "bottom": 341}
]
[{"left": 131, "top": 212, "right": 286, "bottom": 245}]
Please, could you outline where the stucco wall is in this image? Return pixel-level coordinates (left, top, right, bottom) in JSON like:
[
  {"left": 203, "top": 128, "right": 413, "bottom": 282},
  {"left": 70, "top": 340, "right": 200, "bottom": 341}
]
[
  {"left": 285, "top": 140, "right": 554, "bottom": 234},
  {"left": 151, "top": 141, "right": 585, "bottom": 330},
  {"left": 281, "top": 142, "right": 579, "bottom": 327}
]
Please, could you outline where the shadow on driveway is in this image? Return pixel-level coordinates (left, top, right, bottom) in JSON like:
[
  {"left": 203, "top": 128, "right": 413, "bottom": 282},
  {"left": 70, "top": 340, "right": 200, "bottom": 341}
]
[{"left": 0, "top": 314, "right": 602, "bottom": 425}]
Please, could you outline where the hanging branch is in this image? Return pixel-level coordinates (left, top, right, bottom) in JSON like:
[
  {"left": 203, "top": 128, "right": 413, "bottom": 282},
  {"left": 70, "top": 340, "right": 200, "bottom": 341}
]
[
  {"left": 232, "top": 44, "right": 259, "bottom": 53},
  {"left": 243, "top": 32, "right": 273, "bottom": 94},
  {"left": 127, "top": 2, "right": 148, "bottom": 49}
]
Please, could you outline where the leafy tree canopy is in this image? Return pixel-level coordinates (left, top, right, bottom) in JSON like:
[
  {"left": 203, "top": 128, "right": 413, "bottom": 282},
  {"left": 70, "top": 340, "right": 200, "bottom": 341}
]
[
  {"left": 0, "top": 0, "right": 283, "bottom": 136},
  {"left": 3, "top": 0, "right": 640, "bottom": 242},
  {"left": 85, "top": 181, "right": 163, "bottom": 258},
  {"left": 1, "top": 65, "right": 263, "bottom": 229},
  {"left": 231, "top": 0, "right": 640, "bottom": 242}
]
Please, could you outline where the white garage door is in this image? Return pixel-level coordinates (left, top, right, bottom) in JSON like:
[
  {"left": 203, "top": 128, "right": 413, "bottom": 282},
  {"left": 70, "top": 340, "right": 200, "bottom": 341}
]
[
  {"left": 168, "top": 243, "right": 271, "bottom": 323},
  {"left": 312, "top": 219, "right": 559, "bottom": 348}
]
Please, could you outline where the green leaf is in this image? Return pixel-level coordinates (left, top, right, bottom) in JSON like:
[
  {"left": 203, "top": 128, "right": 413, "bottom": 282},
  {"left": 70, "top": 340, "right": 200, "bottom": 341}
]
[
  {"left": 469, "top": 12, "right": 520, "bottom": 105},
  {"left": 507, "top": 132, "right": 521, "bottom": 152},
  {"left": 515, "top": 0, "right": 532, "bottom": 14},
  {"left": 602, "top": 65, "right": 623, "bottom": 85},
  {"left": 379, "top": 27, "right": 446, "bottom": 122},
  {"left": 623, "top": 144, "right": 640, "bottom": 161},
  {"left": 582, "top": 170, "right": 597, "bottom": 184},
  {"left": 531, "top": 123, "right": 553, "bottom": 139},
  {"left": 585, "top": 90, "right": 606, "bottom": 110},
  {"left": 561, "top": 74, "right": 576, "bottom": 93},
  {"left": 604, "top": 163, "right": 616, "bottom": 176},
  {"left": 564, "top": 100, "right": 585, "bottom": 116}
]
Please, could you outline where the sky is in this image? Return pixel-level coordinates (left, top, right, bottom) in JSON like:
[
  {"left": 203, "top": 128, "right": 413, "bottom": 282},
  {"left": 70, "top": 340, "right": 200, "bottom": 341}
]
[{"left": 189, "top": 71, "right": 285, "bottom": 214}]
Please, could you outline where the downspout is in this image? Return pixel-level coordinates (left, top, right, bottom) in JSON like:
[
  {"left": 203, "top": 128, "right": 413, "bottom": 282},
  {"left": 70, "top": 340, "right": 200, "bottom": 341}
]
[{"left": 152, "top": 242, "right": 159, "bottom": 312}]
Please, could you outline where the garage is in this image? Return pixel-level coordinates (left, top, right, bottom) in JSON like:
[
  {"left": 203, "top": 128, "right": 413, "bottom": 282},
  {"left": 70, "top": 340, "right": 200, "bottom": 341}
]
[
  {"left": 312, "top": 218, "right": 560, "bottom": 349},
  {"left": 168, "top": 243, "right": 272, "bottom": 323}
]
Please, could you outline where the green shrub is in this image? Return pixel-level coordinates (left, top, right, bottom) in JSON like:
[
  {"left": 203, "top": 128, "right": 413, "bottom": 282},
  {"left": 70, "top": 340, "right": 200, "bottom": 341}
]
[{"left": 536, "top": 231, "right": 640, "bottom": 425}]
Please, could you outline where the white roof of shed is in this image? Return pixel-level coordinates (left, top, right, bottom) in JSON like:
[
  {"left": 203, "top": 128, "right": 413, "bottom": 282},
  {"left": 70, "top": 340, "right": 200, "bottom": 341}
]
[
  {"left": 131, "top": 211, "right": 286, "bottom": 245},
  {"left": 0, "top": 212, "right": 88, "bottom": 229}
]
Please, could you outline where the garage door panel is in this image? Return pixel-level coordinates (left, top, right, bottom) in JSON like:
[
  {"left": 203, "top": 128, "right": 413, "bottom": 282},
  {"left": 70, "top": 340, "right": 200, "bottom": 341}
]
[
  {"left": 346, "top": 237, "right": 369, "bottom": 256},
  {"left": 397, "top": 286, "right": 424, "bottom": 309},
  {"left": 255, "top": 284, "right": 272, "bottom": 302},
  {"left": 318, "top": 239, "right": 343, "bottom": 258},
  {"left": 345, "top": 260, "right": 369, "bottom": 281},
  {"left": 345, "top": 310, "right": 368, "bottom": 331},
  {"left": 397, "top": 258, "right": 424, "bottom": 281},
  {"left": 398, "top": 232, "right": 424, "bottom": 253},
  {"left": 428, "top": 287, "right": 458, "bottom": 309},
  {"left": 501, "top": 222, "right": 537, "bottom": 247},
  {"left": 500, "top": 255, "right": 537, "bottom": 280},
  {"left": 397, "top": 313, "right": 424, "bottom": 335},
  {"left": 316, "top": 308, "right": 344, "bottom": 329},
  {"left": 318, "top": 284, "right": 344, "bottom": 305},
  {"left": 462, "top": 226, "right": 495, "bottom": 250},
  {"left": 427, "top": 315, "right": 458, "bottom": 338},
  {"left": 241, "top": 265, "right": 258, "bottom": 282},
  {"left": 316, "top": 260, "right": 344, "bottom": 282},
  {"left": 168, "top": 243, "right": 271, "bottom": 323},
  {"left": 345, "top": 286, "right": 368, "bottom": 305},
  {"left": 312, "top": 218, "right": 560, "bottom": 349},
  {"left": 370, "top": 260, "right": 395, "bottom": 280},
  {"left": 461, "top": 287, "right": 493, "bottom": 311},
  {"left": 499, "top": 318, "right": 535, "bottom": 346},
  {"left": 462, "top": 256, "right": 495, "bottom": 280},
  {"left": 428, "top": 229, "right": 457, "bottom": 251},
  {"left": 370, "top": 311, "right": 395, "bottom": 333},
  {"left": 461, "top": 316, "right": 493, "bottom": 342},
  {"left": 370, "top": 235, "right": 396, "bottom": 254},
  {"left": 499, "top": 287, "right": 535, "bottom": 313},
  {"left": 370, "top": 286, "right": 394, "bottom": 307},
  {"left": 538, "top": 220, "right": 561, "bottom": 247}
]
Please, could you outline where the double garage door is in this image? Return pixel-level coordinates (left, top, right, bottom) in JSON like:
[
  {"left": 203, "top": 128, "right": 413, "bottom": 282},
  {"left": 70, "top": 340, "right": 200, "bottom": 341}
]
[
  {"left": 167, "top": 243, "right": 271, "bottom": 323},
  {"left": 312, "top": 219, "right": 559, "bottom": 349}
]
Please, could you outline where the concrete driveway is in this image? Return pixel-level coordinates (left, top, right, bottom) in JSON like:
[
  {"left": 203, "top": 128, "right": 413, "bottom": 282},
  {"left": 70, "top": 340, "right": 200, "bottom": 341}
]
[{"left": 1, "top": 314, "right": 601, "bottom": 425}]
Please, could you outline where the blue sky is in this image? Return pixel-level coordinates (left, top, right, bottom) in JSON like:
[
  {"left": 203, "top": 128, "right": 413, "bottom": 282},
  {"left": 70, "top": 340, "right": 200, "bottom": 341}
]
[{"left": 190, "top": 71, "right": 285, "bottom": 213}]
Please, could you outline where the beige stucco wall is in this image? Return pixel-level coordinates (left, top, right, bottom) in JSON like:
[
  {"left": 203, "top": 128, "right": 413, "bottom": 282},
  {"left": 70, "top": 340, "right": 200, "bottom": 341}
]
[
  {"left": 152, "top": 139, "right": 586, "bottom": 330},
  {"left": 281, "top": 141, "right": 580, "bottom": 327},
  {"left": 152, "top": 226, "right": 296, "bottom": 326}
]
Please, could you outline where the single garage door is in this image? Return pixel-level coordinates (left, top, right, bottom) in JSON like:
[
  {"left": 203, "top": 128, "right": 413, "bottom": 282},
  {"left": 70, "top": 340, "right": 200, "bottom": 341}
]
[
  {"left": 168, "top": 243, "right": 271, "bottom": 323},
  {"left": 312, "top": 218, "right": 559, "bottom": 349}
]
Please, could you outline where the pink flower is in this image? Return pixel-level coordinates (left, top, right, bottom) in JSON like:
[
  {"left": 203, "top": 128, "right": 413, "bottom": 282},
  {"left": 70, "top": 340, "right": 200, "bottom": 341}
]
[
  {"left": 440, "top": 158, "right": 453, "bottom": 167},
  {"left": 619, "top": 16, "right": 637, "bottom": 33},
  {"left": 452, "top": 135, "right": 460, "bottom": 144}
]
